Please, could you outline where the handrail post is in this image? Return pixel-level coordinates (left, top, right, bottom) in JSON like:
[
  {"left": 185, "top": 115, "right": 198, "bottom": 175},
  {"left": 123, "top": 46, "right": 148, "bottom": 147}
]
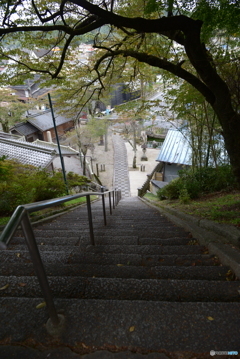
[
  {"left": 86, "top": 195, "right": 95, "bottom": 245},
  {"left": 21, "top": 213, "right": 60, "bottom": 327},
  {"left": 112, "top": 189, "right": 115, "bottom": 209},
  {"left": 108, "top": 192, "right": 112, "bottom": 215},
  {"left": 116, "top": 190, "right": 119, "bottom": 205},
  {"left": 101, "top": 186, "right": 107, "bottom": 226}
]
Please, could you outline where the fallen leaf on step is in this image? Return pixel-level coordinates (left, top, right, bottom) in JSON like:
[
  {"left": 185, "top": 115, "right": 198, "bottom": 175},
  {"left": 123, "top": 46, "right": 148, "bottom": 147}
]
[
  {"left": 129, "top": 326, "right": 135, "bottom": 332},
  {"left": 82, "top": 343, "right": 88, "bottom": 349},
  {"left": 36, "top": 302, "right": 46, "bottom": 309},
  {"left": 207, "top": 316, "right": 214, "bottom": 321},
  {"left": 16, "top": 253, "right": 21, "bottom": 258},
  {"left": 0, "top": 284, "right": 9, "bottom": 291},
  {"left": 117, "top": 264, "right": 124, "bottom": 267},
  {"left": 226, "top": 269, "right": 235, "bottom": 281},
  {"left": 18, "top": 283, "right": 27, "bottom": 287}
]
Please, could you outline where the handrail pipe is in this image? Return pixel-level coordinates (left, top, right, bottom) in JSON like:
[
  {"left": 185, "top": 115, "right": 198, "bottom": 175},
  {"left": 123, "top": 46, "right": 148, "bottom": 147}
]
[{"left": 0, "top": 189, "right": 121, "bottom": 332}]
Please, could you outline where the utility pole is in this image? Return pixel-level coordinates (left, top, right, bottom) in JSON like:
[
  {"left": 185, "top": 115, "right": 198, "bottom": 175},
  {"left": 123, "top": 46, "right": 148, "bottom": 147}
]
[{"left": 48, "top": 93, "right": 69, "bottom": 195}]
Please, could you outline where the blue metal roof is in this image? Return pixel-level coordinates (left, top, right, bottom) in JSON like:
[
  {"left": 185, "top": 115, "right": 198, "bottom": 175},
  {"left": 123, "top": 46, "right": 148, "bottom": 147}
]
[{"left": 156, "top": 129, "right": 192, "bottom": 165}]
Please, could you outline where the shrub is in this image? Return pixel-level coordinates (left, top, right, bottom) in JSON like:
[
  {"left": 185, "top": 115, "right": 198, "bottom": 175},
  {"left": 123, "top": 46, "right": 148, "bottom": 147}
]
[
  {"left": 157, "top": 165, "right": 237, "bottom": 202},
  {"left": 29, "top": 170, "right": 66, "bottom": 202},
  {"left": 0, "top": 158, "right": 95, "bottom": 216},
  {"left": 67, "top": 172, "right": 90, "bottom": 187},
  {"left": 0, "top": 156, "right": 12, "bottom": 181},
  {"left": 179, "top": 165, "right": 237, "bottom": 195},
  {"left": 179, "top": 187, "right": 191, "bottom": 204},
  {"left": 157, "top": 178, "right": 182, "bottom": 200}
]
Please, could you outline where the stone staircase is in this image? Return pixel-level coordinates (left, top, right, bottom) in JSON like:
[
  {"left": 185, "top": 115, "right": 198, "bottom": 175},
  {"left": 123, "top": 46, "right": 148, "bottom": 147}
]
[{"left": 0, "top": 197, "right": 240, "bottom": 356}]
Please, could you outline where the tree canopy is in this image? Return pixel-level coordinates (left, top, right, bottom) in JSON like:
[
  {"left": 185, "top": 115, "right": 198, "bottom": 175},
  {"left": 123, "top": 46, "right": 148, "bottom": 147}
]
[
  {"left": 0, "top": 0, "right": 240, "bottom": 182},
  {"left": 0, "top": 88, "right": 30, "bottom": 132}
]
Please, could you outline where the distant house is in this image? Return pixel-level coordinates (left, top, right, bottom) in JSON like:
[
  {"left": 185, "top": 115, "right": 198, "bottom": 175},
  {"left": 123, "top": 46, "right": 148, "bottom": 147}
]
[
  {"left": 150, "top": 128, "right": 229, "bottom": 194},
  {"left": 10, "top": 122, "right": 39, "bottom": 142},
  {"left": 0, "top": 137, "right": 57, "bottom": 170},
  {"left": 9, "top": 74, "right": 52, "bottom": 103},
  {"left": 10, "top": 109, "right": 74, "bottom": 142},
  {"left": 155, "top": 129, "right": 191, "bottom": 182},
  {"left": 110, "top": 83, "right": 140, "bottom": 107},
  {"left": 150, "top": 129, "right": 191, "bottom": 194}
]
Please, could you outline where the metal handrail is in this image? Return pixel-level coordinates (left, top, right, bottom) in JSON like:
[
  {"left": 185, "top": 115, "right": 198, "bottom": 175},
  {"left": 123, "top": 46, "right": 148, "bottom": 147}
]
[{"left": 0, "top": 187, "right": 121, "bottom": 330}]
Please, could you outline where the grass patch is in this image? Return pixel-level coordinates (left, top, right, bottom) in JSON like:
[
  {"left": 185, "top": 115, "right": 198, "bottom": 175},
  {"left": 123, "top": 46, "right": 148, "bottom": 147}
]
[
  {"left": 0, "top": 217, "right": 10, "bottom": 226},
  {"left": 144, "top": 190, "right": 240, "bottom": 227},
  {"left": 144, "top": 192, "right": 159, "bottom": 202},
  {"left": 63, "top": 196, "right": 87, "bottom": 206}
]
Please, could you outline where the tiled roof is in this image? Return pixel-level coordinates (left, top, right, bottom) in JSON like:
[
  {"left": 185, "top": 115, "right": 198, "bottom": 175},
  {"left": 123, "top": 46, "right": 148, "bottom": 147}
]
[
  {"left": 0, "top": 138, "right": 55, "bottom": 168},
  {"left": 11, "top": 122, "right": 38, "bottom": 136},
  {"left": 33, "top": 139, "right": 79, "bottom": 156},
  {"left": 26, "top": 110, "right": 73, "bottom": 131},
  {"left": 0, "top": 131, "right": 24, "bottom": 141}
]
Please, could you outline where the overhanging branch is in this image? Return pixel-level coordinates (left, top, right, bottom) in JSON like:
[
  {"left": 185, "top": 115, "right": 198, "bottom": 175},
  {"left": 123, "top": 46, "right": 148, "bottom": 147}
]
[{"left": 92, "top": 48, "right": 215, "bottom": 105}]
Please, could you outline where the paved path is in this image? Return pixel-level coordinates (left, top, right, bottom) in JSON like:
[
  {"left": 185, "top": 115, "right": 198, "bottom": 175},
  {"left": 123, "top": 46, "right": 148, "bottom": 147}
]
[
  {"left": 112, "top": 134, "right": 131, "bottom": 198},
  {"left": 112, "top": 133, "right": 160, "bottom": 197}
]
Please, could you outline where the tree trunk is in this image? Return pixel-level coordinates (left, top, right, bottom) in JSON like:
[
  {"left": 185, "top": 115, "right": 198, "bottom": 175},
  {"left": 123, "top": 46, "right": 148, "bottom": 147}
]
[{"left": 214, "top": 109, "right": 240, "bottom": 185}]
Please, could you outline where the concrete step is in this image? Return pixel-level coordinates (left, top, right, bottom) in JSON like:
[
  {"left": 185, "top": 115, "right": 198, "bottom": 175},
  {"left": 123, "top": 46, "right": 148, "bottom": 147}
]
[
  {"left": 26, "top": 228, "right": 190, "bottom": 239},
  {"left": 1, "top": 250, "right": 220, "bottom": 267},
  {"left": 1, "top": 297, "right": 239, "bottom": 350},
  {"left": 7, "top": 244, "right": 207, "bottom": 256},
  {"left": 13, "top": 233, "right": 187, "bottom": 246},
  {"left": 90, "top": 229, "right": 190, "bottom": 238},
  {"left": 19, "top": 229, "right": 83, "bottom": 238},
  {"left": 0, "top": 346, "right": 168, "bottom": 359},
  {"left": 2, "top": 195, "right": 240, "bottom": 354},
  {"left": 1, "top": 276, "right": 240, "bottom": 301},
  {"left": 91, "top": 236, "right": 192, "bottom": 246},
  {"left": 11, "top": 237, "right": 81, "bottom": 246},
  {"left": 0, "top": 262, "right": 231, "bottom": 280},
  {"left": 139, "top": 237, "right": 192, "bottom": 245},
  {"left": 80, "top": 244, "right": 208, "bottom": 255}
]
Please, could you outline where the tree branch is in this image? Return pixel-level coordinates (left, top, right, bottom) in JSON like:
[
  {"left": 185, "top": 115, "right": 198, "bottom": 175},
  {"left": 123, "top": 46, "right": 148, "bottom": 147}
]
[
  {"left": 0, "top": 25, "right": 73, "bottom": 36},
  {"left": 0, "top": 53, "right": 57, "bottom": 77},
  {"left": 52, "top": 34, "right": 74, "bottom": 78},
  {"left": 32, "top": 0, "right": 62, "bottom": 23},
  {"left": 92, "top": 48, "right": 215, "bottom": 104},
  {"left": 68, "top": 0, "right": 201, "bottom": 36}
]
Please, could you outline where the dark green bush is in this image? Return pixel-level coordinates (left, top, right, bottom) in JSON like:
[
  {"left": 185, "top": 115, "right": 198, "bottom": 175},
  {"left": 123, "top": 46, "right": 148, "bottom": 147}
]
[
  {"left": 180, "top": 165, "right": 236, "bottom": 194},
  {"left": 0, "top": 159, "right": 90, "bottom": 216},
  {"left": 67, "top": 172, "right": 90, "bottom": 187},
  {"left": 29, "top": 170, "right": 66, "bottom": 202},
  {"left": 195, "top": 165, "right": 236, "bottom": 193},
  {"left": 0, "top": 163, "right": 66, "bottom": 215},
  {"left": 157, "top": 165, "right": 237, "bottom": 201},
  {"left": 0, "top": 155, "right": 12, "bottom": 181},
  {"left": 157, "top": 178, "right": 182, "bottom": 200}
]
